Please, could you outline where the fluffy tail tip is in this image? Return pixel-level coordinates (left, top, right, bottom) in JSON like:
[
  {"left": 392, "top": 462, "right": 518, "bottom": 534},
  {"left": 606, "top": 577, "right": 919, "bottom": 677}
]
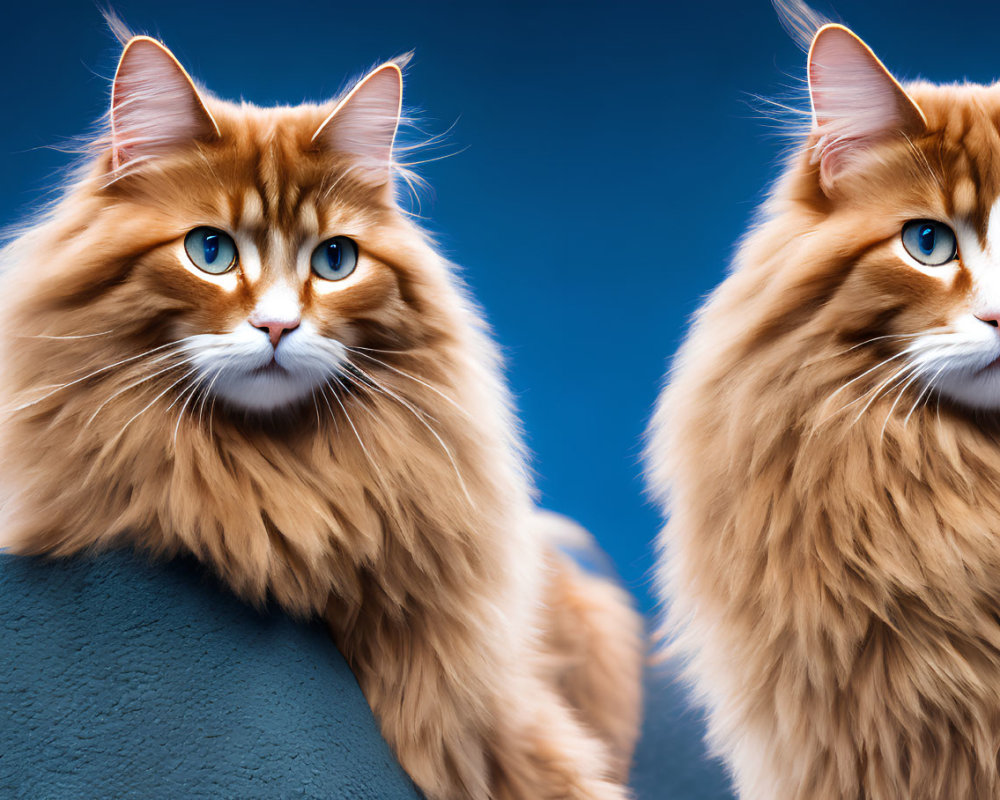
[{"left": 534, "top": 509, "right": 623, "bottom": 583}]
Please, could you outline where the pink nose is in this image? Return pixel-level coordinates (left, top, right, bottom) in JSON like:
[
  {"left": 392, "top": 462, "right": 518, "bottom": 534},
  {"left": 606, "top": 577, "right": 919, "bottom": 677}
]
[
  {"left": 976, "top": 312, "right": 1000, "bottom": 329},
  {"left": 250, "top": 316, "right": 300, "bottom": 347}
]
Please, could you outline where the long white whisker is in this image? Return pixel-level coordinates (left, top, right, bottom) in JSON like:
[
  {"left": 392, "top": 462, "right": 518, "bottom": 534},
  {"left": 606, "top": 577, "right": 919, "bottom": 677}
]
[
  {"left": 171, "top": 377, "right": 206, "bottom": 448},
  {"left": 344, "top": 364, "right": 440, "bottom": 423},
  {"left": 823, "top": 350, "right": 912, "bottom": 409},
  {"left": 316, "top": 380, "right": 339, "bottom": 435},
  {"left": 207, "top": 386, "right": 222, "bottom": 442},
  {"left": 880, "top": 368, "right": 926, "bottom": 443},
  {"left": 310, "top": 388, "right": 322, "bottom": 430},
  {"left": 835, "top": 332, "right": 927, "bottom": 356},
  {"left": 851, "top": 362, "right": 920, "bottom": 428},
  {"left": 165, "top": 369, "right": 203, "bottom": 414},
  {"left": 197, "top": 365, "right": 227, "bottom": 434},
  {"left": 342, "top": 363, "right": 473, "bottom": 506},
  {"left": 85, "top": 358, "right": 191, "bottom": 427},
  {"left": 20, "top": 330, "right": 117, "bottom": 340},
  {"left": 202, "top": 363, "right": 230, "bottom": 443},
  {"left": 903, "top": 364, "right": 948, "bottom": 428},
  {"left": 325, "top": 379, "right": 382, "bottom": 479},
  {"left": 345, "top": 347, "right": 471, "bottom": 420},
  {"left": 8, "top": 338, "right": 195, "bottom": 413},
  {"left": 110, "top": 367, "right": 200, "bottom": 446},
  {"left": 817, "top": 351, "right": 913, "bottom": 425}
]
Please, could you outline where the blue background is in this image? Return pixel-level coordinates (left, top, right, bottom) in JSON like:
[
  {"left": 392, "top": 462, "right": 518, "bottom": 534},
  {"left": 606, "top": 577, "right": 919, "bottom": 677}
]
[{"left": 4, "top": 0, "right": 998, "bottom": 613}]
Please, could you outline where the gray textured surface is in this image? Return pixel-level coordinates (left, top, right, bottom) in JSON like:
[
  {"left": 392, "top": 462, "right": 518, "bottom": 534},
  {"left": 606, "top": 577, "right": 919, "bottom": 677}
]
[
  {"left": 0, "top": 550, "right": 733, "bottom": 799},
  {"left": 0, "top": 551, "right": 419, "bottom": 799}
]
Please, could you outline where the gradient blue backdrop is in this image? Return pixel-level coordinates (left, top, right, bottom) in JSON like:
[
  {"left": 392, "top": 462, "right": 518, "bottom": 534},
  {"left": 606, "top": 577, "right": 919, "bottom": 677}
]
[{"left": 4, "top": 0, "right": 999, "bottom": 613}]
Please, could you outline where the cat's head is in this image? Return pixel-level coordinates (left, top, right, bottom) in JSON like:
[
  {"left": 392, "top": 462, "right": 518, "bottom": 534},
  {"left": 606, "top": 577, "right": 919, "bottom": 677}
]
[
  {"left": 4, "top": 35, "right": 456, "bottom": 423},
  {"left": 733, "top": 16, "right": 1000, "bottom": 416}
]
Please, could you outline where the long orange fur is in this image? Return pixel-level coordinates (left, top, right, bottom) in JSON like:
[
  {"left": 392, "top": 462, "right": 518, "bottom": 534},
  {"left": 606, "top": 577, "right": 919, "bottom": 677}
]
[
  {"left": 650, "top": 6, "right": 1000, "bottom": 800},
  {"left": 0, "top": 32, "right": 642, "bottom": 800}
]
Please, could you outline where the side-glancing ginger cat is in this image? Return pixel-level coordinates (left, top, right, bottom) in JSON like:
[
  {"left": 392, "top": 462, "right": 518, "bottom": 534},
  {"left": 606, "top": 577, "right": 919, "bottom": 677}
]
[
  {"left": 0, "top": 28, "right": 643, "bottom": 800},
  {"left": 649, "top": 2, "right": 1000, "bottom": 798}
]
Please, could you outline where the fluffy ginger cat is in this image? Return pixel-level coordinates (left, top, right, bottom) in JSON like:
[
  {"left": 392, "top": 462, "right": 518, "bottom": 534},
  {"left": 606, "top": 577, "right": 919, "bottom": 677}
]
[
  {"left": 0, "top": 30, "right": 642, "bottom": 800},
  {"left": 649, "top": 3, "right": 1000, "bottom": 799}
]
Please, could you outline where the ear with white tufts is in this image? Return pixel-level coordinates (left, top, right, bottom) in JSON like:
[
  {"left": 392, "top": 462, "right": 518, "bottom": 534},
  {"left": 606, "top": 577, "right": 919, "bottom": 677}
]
[
  {"left": 807, "top": 24, "right": 926, "bottom": 192},
  {"left": 110, "top": 36, "right": 219, "bottom": 170},
  {"left": 311, "top": 63, "right": 403, "bottom": 184}
]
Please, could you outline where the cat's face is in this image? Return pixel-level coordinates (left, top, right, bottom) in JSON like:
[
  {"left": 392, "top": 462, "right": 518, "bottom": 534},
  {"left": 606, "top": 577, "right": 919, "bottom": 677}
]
[
  {"left": 18, "top": 37, "right": 437, "bottom": 419},
  {"left": 751, "top": 25, "right": 1000, "bottom": 413},
  {"left": 826, "top": 101, "right": 1000, "bottom": 413},
  {"left": 132, "top": 97, "right": 411, "bottom": 414}
]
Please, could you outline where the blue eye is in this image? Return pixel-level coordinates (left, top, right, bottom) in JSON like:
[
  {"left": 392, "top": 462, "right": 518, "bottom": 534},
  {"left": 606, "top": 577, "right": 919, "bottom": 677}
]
[
  {"left": 311, "top": 236, "right": 358, "bottom": 281},
  {"left": 184, "top": 227, "right": 238, "bottom": 274},
  {"left": 901, "top": 220, "right": 957, "bottom": 267}
]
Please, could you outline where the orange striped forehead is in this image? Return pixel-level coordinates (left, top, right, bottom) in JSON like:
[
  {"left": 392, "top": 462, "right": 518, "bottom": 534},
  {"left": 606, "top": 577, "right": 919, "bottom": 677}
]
[
  {"left": 843, "top": 82, "right": 1000, "bottom": 245},
  {"left": 108, "top": 100, "right": 387, "bottom": 265},
  {"left": 67, "top": 95, "right": 434, "bottom": 361},
  {"left": 910, "top": 83, "right": 1000, "bottom": 239}
]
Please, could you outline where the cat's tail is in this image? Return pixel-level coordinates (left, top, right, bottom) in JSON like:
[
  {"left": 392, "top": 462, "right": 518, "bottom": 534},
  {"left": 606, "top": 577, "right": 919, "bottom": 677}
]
[{"left": 533, "top": 510, "right": 645, "bottom": 782}]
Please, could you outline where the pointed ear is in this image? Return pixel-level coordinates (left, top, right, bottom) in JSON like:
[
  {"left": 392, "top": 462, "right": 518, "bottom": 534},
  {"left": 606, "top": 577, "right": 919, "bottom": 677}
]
[
  {"left": 311, "top": 63, "right": 403, "bottom": 183},
  {"left": 111, "top": 36, "right": 219, "bottom": 170},
  {"left": 807, "top": 24, "right": 926, "bottom": 192}
]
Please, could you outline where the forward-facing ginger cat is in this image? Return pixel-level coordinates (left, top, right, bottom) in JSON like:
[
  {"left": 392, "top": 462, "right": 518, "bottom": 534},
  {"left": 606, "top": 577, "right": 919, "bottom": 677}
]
[
  {"left": 0, "top": 29, "right": 642, "bottom": 800},
  {"left": 650, "top": 3, "right": 1000, "bottom": 799}
]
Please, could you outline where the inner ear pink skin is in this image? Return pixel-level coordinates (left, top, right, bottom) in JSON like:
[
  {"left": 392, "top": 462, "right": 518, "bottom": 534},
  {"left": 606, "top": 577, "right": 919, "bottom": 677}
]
[
  {"left": 311, "top": 63, "right": 403, "bottom": 181},
  {"left": 111, "top": 36, "right": 219, "bottom": 170},
  {"left": 807, "top": 24, "right": 926, "bottom": 189}
]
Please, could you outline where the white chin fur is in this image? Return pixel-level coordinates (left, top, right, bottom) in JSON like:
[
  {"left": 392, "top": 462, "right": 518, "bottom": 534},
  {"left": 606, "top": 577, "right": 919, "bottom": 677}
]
[
  {"left": 932, "top": 365, "right": 1000, "bottom": 411},
  {"left": 182, "top": 321, "right": 346, "bottom": 414},
  {"left": 908, "top": 317, "right": 1000, "bottom": 411},
  {"left": 211, "top": 368, "right": 324, "bottom": 412}
]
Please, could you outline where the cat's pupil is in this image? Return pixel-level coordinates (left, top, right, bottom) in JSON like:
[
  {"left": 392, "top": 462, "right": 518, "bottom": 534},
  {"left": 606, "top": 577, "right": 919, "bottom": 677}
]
[
  {"left": 327, "top": 241, "right": 342, "bottom": 270},
  {"left": 203, "top": 233, "right": 220, "bottom": 264},
  {"left": 918, "top": 225, "right": 935, "bottom": 255}
]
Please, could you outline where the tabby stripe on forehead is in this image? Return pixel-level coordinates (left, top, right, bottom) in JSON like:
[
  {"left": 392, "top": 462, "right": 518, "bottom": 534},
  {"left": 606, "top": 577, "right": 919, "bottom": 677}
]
[
  {"left": 251, "top": 147, "right": 272, "bottom": 221},
  {"left": 951, "top": 111, "right": 1000, "bottom": 244},
  {"left": 264, "top": 140, "right": 293, "bottom": 222},
  {"left": 272, "top": 142, "right": 311, "bottom": 227},
  {"left": 286, "top": 179, "right": 330, "bottom": 231},
  {"left": 229, "top": 189, "right": 246, "bottom": 232},
  {"left": 960, "top": 142, "right": 989, "bottom": 244},
  {"left": 279, "top": 182, "right": 303, "bottom": 229}
]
